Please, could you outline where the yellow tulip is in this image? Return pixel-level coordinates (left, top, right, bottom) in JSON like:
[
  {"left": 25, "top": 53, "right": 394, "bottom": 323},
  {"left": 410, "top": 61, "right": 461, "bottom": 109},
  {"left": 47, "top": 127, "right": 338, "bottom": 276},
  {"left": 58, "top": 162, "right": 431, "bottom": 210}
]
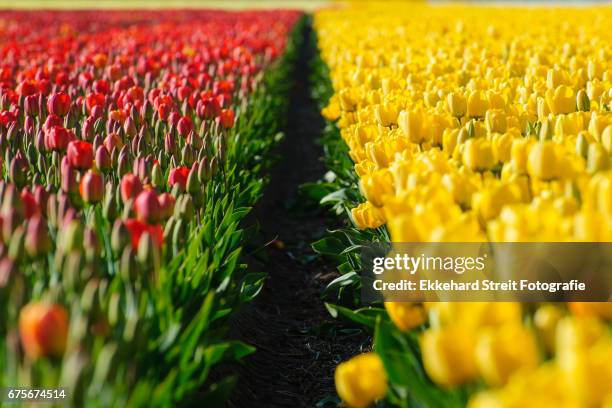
[
  {"left": 533, "top": 304, "right": 564, "bottom": 352},
  {"left": 473, "top": 182, "right": 522, "bottom": 222},
  {"left": 375, "top": 102, "right": 399, "bottom": 127},
  {"left": 527, "top": 142, "right": 559, "bottom": 180},
  {"left": 587, "top": 143, "right": 609, "bottom": 173},
  {"left": 398, "top": 109, "right": 426, "bottom": 144},
  {"left": 384, "top": 302, "right": 427, "bottom": 331},
  {"left": 462, "top": 139, "right": 495, "bottom": 171},
  {"left": 485, "top": 109, "right": 507, "bottom": 134},
  {"left": 467, "top": 90, "right": 490, "bottom": 118},
  {"left": 351, "top": 202, "right": 385, "bottom": 229},
  {"left": 359, "top": 169, "right": 394, "bottom": 207},
  {"left": 335, "top": 353, "right": 388, "bottom": 408},
  {"left": 475, "top": 324, "right": 540, "bottom": 386},
  {"left": 447, "top": 92, "right": 467, "bottom": 118},
  {"left": 546, "top": 85, "right": 576, "bottom": 115},
  {"left": 420, "top": 327, "right": 479, "bottom": 387}
]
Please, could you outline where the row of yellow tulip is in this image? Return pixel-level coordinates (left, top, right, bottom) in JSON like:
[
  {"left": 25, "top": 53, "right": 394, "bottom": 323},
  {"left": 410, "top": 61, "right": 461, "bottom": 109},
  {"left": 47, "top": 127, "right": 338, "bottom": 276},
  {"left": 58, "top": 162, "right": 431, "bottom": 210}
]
[{"left": 314, "top": 3, "right": 612, "bottom": 407}]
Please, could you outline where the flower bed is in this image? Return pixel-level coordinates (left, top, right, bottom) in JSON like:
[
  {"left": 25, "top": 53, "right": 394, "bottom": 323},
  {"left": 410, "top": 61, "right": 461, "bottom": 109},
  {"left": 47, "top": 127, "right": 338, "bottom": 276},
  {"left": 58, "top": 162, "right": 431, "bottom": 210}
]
[
  {"left": 0, "top": 9, "right": 301, "bottom": 406},
  {"left": 311, "top": 3, "right": 612, "bottom": 407}
]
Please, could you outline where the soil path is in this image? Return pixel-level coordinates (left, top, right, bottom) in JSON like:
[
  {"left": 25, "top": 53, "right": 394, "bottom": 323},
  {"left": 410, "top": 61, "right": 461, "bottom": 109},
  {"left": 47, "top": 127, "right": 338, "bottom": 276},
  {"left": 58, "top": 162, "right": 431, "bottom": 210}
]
[{"left": 227, "top": 22, "right": 367, "bottom": 408}]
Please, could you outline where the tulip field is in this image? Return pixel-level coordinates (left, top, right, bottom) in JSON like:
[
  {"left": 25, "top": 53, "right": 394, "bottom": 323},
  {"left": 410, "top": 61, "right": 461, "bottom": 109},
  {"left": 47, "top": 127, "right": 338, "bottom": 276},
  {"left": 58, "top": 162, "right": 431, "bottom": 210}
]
[
  {"left": 1, "top": 1, "right": 611, "bottom": 408},
  {"left": 0, "top": 8, "right": 302, "bottom": 406},
  {"left": 312, "top": 3, "right": 612, "bottom": 408}
]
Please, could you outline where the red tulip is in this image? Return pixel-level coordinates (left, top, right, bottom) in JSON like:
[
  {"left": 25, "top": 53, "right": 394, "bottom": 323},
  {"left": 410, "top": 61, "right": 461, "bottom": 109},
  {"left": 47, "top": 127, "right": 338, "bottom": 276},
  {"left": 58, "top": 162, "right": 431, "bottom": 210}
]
[
  {"left": 196, "top": 97, "right": 220, "bottom": 120},
  {"left": 79, "top": 170, "right": 104, "bottom": 203},
  {"left": 219, "top": 108, "right": 235, "bottom": 129},
  {"left": 120, "top": 173, "right": 143, "bottom": 202},
  {"left": 16, "top": 80, "right": 38, "bottom": 97},
  {"left": 19, "top": 302, "right": 68, "bottom": 359},
  {"left": 168, "top": 167, "right": 189, "bottom": 191},
  {"left": 46, "top": 92, "right": 71, "bottom": 117},
  {"left": 0, "top": 110, "right": 17, "bottom": 128},
  {"left": 20, "top": 189, "right": 39, "bottom": 218},
  {"left": 43, "top": 114, "right": 63, "bottom": 131},
  {"left": 85, "top": 92, "right": 105, "bottom": 113},
  {"left": 45, "top": 126, "right": 75, "bottom": 151},
  {"left": 67, "top": 140, "right": 93, "bottom": 170},
  {"left": 25, "top": 215, "right": 51, "bottom": 256},
  {"left": 134, "top": 190, "right": 162, "bottom": 223},
  {"left": 123, "top": 219, "right": 163, "bottom": 250},
  {"left": 93, "top": 79, "right": 110, "bottom": 94},
  {"left": 177, "top": 116, "right": 194, "bottom": 137}
]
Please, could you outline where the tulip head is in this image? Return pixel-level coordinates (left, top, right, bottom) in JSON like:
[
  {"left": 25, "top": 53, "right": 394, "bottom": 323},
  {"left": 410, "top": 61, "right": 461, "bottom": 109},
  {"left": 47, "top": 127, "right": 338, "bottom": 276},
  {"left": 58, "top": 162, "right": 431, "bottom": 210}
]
[
  {"left": 80, "top": 170, "right": 104, "bottom": 204},
  {"left": 168, "top": 167, "right": 190, "bottom": 192},
  {"left": 45, "top": 126, "right": 75, "bottom": 152},
  {"left": 335, "top": 353, "right": 387, "bottom": 408},
  {"left": 19, "top": 302, "right": 68, "bottom": 359},
  {"left": 67, "top": 140, "right": 94, "bottom": 170},
  {"left": 120, "top": 173, "right": 143, "bottom": 203},
  {"left": 46, "top": 92, "right": 71, "bottom": 117},
  {"left": 134, "top": 190, "right": 162, "bottom": 223}
]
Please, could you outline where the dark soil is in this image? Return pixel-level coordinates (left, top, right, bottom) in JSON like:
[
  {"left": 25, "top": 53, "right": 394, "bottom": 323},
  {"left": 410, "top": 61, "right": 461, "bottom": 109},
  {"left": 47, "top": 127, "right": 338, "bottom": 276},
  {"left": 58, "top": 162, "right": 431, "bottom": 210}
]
[{"left": 226, "top": 23, "right": 368, "bottom": 408}]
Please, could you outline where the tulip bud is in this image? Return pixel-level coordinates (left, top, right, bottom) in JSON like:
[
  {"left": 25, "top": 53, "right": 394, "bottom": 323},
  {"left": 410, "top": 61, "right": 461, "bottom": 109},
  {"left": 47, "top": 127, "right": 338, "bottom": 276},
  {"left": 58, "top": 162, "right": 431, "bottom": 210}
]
[
  {"left": 198, "top": 157, "right": 209, "bottom": 183},
  {"left": 61, "top": 165, "right": 79, "bottom": 196},
  {"left": 0, "top": 257, "right": 15, "bottom": 289},
  {"left": 111, "top": 219, "right": 129, "bottom": 255},
  {"left": 164, "top": 132, "right": 176, "bottom": 155},
  {"left": 82, "top": 116, "right": 95, "bottom": 141},
  {"left": 398, "top": 109, "right": 425, "bottom": 144},
  {"left": 58, "top": 220, "right": 83, "bottom": 253},
  {"left": 447, "top": 92, "right": 467, "bottom": 118},
  {"left": 181, "top": 144, "right": 196, "bottom": 167},
  {"left": 120, "top": 173, "right": 143, "bottom": 203},
  {"left": 137, "top": 231, "right": 160, "bottom": 272},
  {"left": 134, "top": 190, "right": 161, "bottom": 223},
  {"left": 186, "top": 166, "right": 200, "bottom": 195},
  {"left": 158, "top": 193, "right": 175, "bottom": 220},
  {"left": 24, "top": 95, "right": 39, "bottom": 117},
  {"left": 175, "top": 194, "right": 194, "bottom": 221},
  {"left": 103, "top": 133, "right": 123, "bottom": 154},
  {"left": 19, "top": 302, "right": 69, "bottom": 359},
  {"left": 123, "top": 116, "right": 137, "bottom": 138},
  {"left": 95, "top": 146, "right": 111, "bottom": 172},
  {"left": 587, "top": 143, "right": 609, "bottom": 173},
  {"left": 9, "top": 154, "right": 29, "bottom": 188},
  {"left": 8, "top": 225, "right": 25, "bottom": 261},
  {"left": 538, "top": 118, "right": 553, "bottom": 142},
  {"left": 25, "top": 215, "right": 51, "bottom": 257},
  {"left": 84, "top": 227, "right": 101, "bottom": 260},
  {"left": 576, "top": 132, "right": 589, "bottom": 159},
  {"left": 33, "top": 185, "right": 49, "bottom": 217},
  {"left": 177, "top": 116, "right": 194, "bottom": 138},
  {"left": 80, "top": 170, "right": 104, "bottom": 204},
  {"left": 576, "top": 89, "right": 590, "bottom": 112}
]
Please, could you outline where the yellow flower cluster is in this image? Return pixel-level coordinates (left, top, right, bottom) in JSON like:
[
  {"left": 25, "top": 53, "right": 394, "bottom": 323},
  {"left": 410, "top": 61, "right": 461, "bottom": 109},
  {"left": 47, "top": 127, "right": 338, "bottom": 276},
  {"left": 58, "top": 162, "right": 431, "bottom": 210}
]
[
  {"left": 315, "top": 3, "right": 612, "bottom": 241},
  {"left": 316, "top": 3, "right": 612, "bottom": 407}
]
